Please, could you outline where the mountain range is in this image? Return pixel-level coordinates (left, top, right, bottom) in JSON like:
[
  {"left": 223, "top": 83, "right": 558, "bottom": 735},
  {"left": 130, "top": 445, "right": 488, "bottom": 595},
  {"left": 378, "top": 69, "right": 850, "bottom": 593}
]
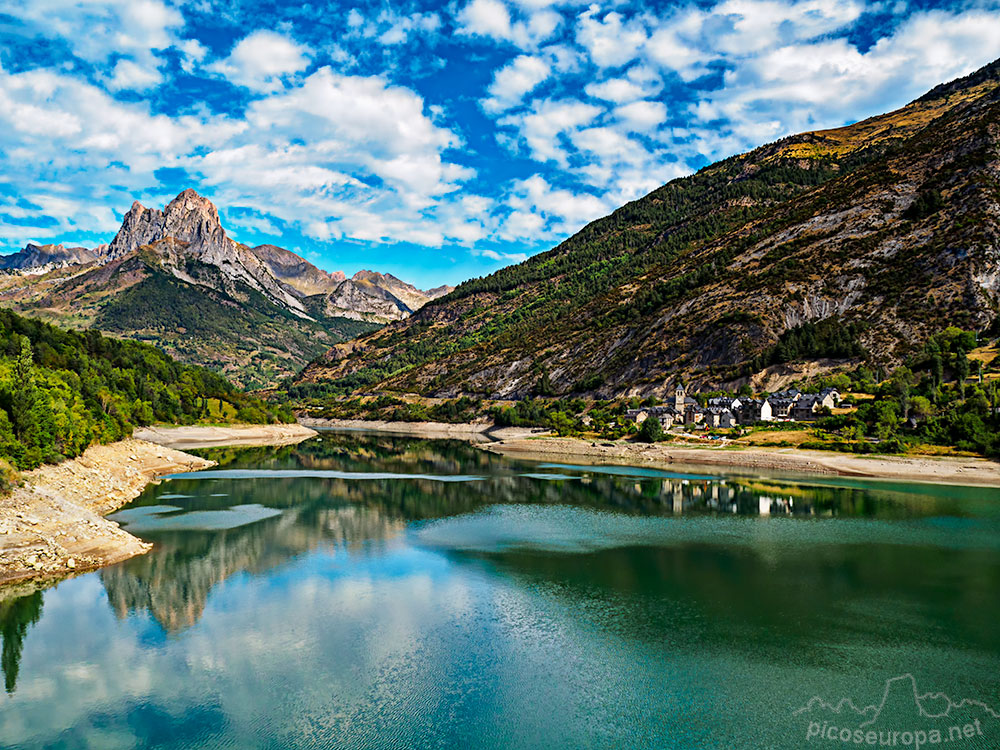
[
  {"left": 295, "top": 58, "right": 1000, "bottom": 399},
  {"left": 0, "top": 190, "right": 451, "bottom": 388}
]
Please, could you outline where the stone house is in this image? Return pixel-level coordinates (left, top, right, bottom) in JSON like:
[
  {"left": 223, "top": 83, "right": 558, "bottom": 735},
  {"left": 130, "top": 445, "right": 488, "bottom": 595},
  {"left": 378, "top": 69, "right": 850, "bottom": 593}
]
[
  {"left": 705, "top": 407, "right": 736, "bottom": 428},
  {"left": 791, "top": 394, "right": 823, "bottom": 421},
  {"left": 739, "top": 399, "right": 773, "bottom": 424}
]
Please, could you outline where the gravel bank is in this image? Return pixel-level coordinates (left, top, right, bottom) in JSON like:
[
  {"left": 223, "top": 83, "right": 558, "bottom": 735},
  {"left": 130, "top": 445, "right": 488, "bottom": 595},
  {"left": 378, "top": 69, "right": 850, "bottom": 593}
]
[
  {"left": 299, "top": 417, "right": 547, "bottom": 442},
  {"left": 1, "top": 424, "right": 319, "bottom": 588},
  {"left": 0, "top": 438, "right": 214, "bottom": 586}
]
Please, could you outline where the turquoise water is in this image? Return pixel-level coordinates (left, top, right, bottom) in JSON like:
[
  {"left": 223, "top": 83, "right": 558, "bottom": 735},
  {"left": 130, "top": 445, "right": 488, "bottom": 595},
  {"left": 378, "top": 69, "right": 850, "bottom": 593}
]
[{"left": 1, "top": 432, "right": 999, "bottom": 749}]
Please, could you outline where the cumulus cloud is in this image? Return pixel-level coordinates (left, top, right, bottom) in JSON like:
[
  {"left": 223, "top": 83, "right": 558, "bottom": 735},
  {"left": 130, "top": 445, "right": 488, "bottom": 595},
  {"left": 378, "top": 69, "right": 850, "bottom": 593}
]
[
  {"left": 107, "top": 59, "right": 163, "bottom": 91},
  {"left": 0, "top": 60, "right": 486, "bottom": 251},
  {"left": 377, "top": 11, "right": 442, "bottom": 45},
  {"left": 483, "top": 55, "right": 551, "bottom": 113},
  {"left": 0, "top": 0, "right": 185, "bottom": 93},
  {"left": 456, "top": 0, "right": 561, "bottom": 49},
  {"left": 575, "top": 7, "right": 646, "bottom": 68},
  {"left": 209, "top": 30, "right": 312, "bottom": 92},
  {"left": 4, "top": 0, "right": 1000, "bottom": 259},
  {"left": 499, "top": 175, "right": 610, "bottom": 240}
]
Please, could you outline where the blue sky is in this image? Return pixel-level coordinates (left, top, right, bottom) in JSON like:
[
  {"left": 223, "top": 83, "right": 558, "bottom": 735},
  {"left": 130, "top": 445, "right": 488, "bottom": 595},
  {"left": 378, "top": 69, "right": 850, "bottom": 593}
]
[{"left": 0, "top": 0, "right": 998, "bottom": 288}]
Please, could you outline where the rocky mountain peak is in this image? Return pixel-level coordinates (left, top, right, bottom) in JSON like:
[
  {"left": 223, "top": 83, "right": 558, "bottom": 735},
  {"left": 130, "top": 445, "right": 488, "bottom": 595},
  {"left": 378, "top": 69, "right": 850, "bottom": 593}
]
[{"left": 107, "top": 189, "right": 229, "bottom": 261}]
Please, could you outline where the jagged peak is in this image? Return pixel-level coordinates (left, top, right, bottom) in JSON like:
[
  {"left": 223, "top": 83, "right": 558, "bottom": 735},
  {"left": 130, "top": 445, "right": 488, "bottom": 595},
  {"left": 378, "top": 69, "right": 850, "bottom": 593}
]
[{"left": 164, "top": 188, "right": 220, "bottom": 220}]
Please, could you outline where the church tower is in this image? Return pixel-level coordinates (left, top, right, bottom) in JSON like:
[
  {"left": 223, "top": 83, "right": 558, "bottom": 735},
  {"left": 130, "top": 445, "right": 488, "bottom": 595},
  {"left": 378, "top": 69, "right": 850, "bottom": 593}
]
[{"left": 674, "top": 382, "right": 685, "bottom": 412}]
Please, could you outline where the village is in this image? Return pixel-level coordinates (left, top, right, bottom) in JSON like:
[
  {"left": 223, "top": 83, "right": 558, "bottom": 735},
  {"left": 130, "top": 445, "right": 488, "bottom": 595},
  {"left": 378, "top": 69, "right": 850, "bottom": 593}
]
[{"left": 626, "top": 383, "right": 842, "bottom": 430}]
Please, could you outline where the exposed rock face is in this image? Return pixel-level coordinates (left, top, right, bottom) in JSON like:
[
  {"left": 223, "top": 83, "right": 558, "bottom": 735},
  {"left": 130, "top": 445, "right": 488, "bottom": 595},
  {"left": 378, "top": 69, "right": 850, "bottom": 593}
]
[
  {"left": 250, "top": 243, "right": 345, "bottom": 297},
  {"left": 0, "top": 243, "right": 97, "bottom": 273},
  {"left": 318, "top": 270, "right": 454, "bottom": 321},
  {"left": 0, "top": 188, "right": 448, "bottom": 386}
]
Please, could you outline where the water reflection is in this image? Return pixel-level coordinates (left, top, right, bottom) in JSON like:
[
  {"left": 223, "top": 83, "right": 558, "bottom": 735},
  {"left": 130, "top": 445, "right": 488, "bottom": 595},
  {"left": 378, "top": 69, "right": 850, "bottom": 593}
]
[
  {"left": 1, "top": 432, "right": 999, "bottom": 750},
  {"left": 0, "top": 589, "right": 43, "bottom": 693},
  {"left": 93, "top": 433, "right": 989, "bottom": 634}
]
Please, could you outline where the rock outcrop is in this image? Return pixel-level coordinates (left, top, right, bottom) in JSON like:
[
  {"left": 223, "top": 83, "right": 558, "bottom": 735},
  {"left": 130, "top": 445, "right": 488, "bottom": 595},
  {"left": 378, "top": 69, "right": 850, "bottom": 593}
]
[
  {"left": 250, "top": 243, "right": 345, "bottom": 297},
  {"left": 0, "top": 189, "right": 450, "bottom": 386}
]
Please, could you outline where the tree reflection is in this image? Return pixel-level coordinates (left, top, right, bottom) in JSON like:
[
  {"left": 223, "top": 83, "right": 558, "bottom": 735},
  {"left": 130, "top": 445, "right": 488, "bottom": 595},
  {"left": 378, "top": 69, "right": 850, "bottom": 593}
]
[{"left": 0, "top": 590, "right": 43, "bottom": 693}]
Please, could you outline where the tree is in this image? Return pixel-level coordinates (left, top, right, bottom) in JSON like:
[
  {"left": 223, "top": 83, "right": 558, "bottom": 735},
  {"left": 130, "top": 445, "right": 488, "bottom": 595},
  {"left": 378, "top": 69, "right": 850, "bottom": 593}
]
[
  {"left": 955, "top": 349, "right": 970, "bottom": 399},
  {"left": 889, "top": 366, "right": 915, "bottom": 416},
  {"left": 875, "top": 401, "right": 900, "bottom": 442},
  {"left": 639, "top": 415, "right": 663, "bottom": 442},
  {"left": 9, "top": 336, "right": 37, "bottom": 444},
  {"left": 910, "top": 396, "right": 933, "bottom": 425},
  {"left": 535, "top": 370, "right": 555, "bottom": 397}
]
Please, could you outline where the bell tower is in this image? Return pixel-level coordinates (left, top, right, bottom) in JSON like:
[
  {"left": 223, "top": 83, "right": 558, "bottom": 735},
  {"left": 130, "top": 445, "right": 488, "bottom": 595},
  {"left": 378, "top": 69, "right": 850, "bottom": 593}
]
[{"left": 674, "top": 382, "right": 685, "bottom": 412}]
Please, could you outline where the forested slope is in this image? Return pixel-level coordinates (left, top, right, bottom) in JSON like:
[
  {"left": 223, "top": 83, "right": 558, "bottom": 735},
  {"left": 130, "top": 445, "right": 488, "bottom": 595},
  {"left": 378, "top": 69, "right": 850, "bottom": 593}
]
[{"left": 0, "top": 309, "right": 289, "bottom": 470}]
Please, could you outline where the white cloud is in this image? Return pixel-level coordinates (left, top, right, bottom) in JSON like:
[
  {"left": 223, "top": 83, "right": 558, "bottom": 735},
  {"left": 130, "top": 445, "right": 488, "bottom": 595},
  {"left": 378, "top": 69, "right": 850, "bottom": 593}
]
[
  {"left": 178, "top": 38, "right": 208, "bottom": 74},
  {"left": 0, "top": 61, "right": 487, "bottom": 251},
  {"left": 4, "top": 0, "right": 1000, "bottom": 260},
  {"left": 483, "top": 55, "right": 551, "bottom": 113},
  {"left": 500, "top": 175, "right": 610, "bottom": 240},
  {"left": 456, "top": 0, "right": 561, "bottom": 49},
  {"left": 457, "top": 0, "right": 513, "bottom": 39},
  {"left": 575, "top": 7, "right": 646, "bottom": 68},
  {"left": 209, "top": 31, "right": 312, "bottom": 93},
  {"left": 710, "top": 0, "right": 865, "bottom": 56},
  {"left": 584, "top": 73, "right": 657, "bottom": 104},
  {"left": 107, "top": 59, "right": 163, "bottom": 91},
  {"left": 683, "top": 7, "right": 1000, "bottom": 159},
  {"left": 499, "top": 98, "right": 602, "bottom": 164},
  {"left": 0, "top": 0, "right": 185, "bottom": 92},
  {"left": 376, "top": 10, "right": 442, "bottom": 45},
  {"left": 614, "top": 100, "right": 667, "bottom": 133}
]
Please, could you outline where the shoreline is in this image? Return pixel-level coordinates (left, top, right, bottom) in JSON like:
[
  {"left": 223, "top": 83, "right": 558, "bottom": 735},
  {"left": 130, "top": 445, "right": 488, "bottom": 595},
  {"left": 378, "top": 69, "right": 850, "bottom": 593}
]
[
  {"left": 307, "top": 417, "right": 1000, "bottom": 487},
  {"left": 0, "top": 423, "right": 318, "bottom": 589},
  {"left": 0, "top": 438, "right": 214, "bottom": 587},
  {"left": 300, "top": 416, "right": 547, "bottom": 442},
  {"left": 134, "top": 422, "right": 318, "bottom": 450},
  {"left": 482, "top": 436, "right": 1000, "bottom": 487}
]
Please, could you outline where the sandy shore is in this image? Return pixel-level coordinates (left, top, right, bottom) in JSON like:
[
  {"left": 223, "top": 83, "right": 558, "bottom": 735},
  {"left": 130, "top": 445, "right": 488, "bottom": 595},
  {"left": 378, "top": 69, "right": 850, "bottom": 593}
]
[
  {"left": 300, "top": 417, "right": 546, "bottom": 442},
  {"left": 482, "top": 436, "right": 1000, "bottom": 487},
  {"left": 0, "top": 439, "right": 215, "bottom": 586},
  {"left": 134, "top": 422, "right": 317, "bottom": 450}
]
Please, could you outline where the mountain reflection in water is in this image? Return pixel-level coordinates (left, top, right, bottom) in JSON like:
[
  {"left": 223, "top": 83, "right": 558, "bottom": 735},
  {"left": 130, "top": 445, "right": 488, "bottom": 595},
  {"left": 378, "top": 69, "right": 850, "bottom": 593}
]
[
  {"left": 93, "top": 433, "right": 981, "bottom": 633},
  {"left": 0, "top": 432, "right": 998, "bottom": 750}
]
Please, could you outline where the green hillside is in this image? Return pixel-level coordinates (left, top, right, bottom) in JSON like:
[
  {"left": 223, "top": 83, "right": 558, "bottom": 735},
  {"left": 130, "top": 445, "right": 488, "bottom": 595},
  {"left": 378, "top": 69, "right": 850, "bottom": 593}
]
[
  {"left": 0, "top": 308, "right": 290, "bottom": 471},
  {"left": 95, "top": 264, "right": 378, "bottom": 389}
]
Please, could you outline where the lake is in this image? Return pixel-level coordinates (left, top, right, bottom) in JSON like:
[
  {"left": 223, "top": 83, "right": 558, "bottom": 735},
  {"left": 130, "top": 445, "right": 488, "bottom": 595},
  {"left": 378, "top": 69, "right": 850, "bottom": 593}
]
[{"left": 1, "top": 431, "right": 999, "bottom": 749}]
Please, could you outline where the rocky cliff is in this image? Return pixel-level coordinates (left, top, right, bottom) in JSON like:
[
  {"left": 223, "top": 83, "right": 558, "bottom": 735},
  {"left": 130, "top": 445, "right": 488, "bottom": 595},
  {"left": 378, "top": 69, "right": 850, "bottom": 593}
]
[{"left": 296, "top": 58, "right": 1000, "bottom": 399}]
